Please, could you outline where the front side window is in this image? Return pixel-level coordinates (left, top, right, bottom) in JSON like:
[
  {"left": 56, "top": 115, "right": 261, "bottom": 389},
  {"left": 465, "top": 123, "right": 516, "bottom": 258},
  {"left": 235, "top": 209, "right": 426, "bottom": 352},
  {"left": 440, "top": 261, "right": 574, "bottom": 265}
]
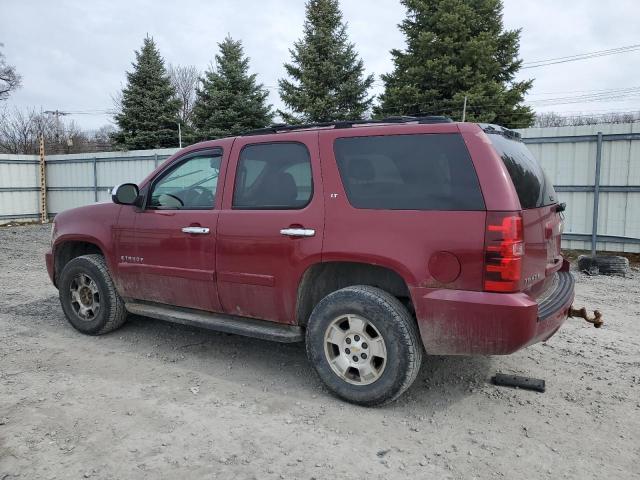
[
  {"left": 233, "top": 142, "right": 312, "bottom": 209},
  {"left": 149, "top": 152, "right": 221, "bottom": 210},
  {"left": 333, "top": 133, "right": 485, "bottom": 211}
]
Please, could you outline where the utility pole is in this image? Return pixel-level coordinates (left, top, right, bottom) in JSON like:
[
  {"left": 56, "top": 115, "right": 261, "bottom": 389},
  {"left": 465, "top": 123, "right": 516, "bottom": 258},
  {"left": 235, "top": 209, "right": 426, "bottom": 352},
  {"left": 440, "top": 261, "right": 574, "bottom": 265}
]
[
  {"left": 462, "top": 96, "right": 468, "bottom": 122},
  {"left": 44, "top": 109, "right": 70, "bottom": 147}
]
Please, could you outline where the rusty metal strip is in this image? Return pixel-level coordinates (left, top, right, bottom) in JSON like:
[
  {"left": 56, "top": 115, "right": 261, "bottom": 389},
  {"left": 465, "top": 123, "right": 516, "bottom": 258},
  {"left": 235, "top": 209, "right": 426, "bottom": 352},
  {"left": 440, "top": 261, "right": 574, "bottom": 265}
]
[{"left": 38, "top": 136, "right": 48, "bottom": 223}]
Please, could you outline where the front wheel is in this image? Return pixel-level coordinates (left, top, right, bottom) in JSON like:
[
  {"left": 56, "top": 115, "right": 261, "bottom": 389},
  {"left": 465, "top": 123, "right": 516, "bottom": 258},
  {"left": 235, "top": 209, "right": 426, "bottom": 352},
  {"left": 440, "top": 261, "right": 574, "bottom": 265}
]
[
  {"left": 58, "top": 254, "right": 128, "bottom": 335},
  {"left": 305, "top": 285, "right": 423, "bottom": 406}
]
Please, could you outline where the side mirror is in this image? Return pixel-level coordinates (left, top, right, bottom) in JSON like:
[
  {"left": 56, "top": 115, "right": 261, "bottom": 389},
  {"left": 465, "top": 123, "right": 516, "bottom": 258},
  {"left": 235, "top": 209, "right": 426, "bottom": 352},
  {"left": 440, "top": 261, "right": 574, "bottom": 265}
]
[{"left": 111, "top": 183, "right": 139, "bottom": 205}]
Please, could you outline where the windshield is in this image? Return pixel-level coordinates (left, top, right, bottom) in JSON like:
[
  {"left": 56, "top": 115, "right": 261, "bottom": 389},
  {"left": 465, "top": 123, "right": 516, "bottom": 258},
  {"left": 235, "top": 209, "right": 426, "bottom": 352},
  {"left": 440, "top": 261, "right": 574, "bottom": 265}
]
[{"left": 488, "top": 133, "right": 557, "bottom": 209}]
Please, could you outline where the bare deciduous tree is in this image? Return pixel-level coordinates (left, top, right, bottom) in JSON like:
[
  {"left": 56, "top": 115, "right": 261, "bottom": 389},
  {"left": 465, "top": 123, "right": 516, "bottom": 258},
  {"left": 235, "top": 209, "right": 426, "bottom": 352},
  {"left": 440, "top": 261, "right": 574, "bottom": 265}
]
[
  {"left": 111, "top": 89, "right": 123, "bottom": 118},
  {"left": 0, "top": 108, "right": 53, "bottom": 154},
  {"left": 89, "top": 124, "right": 116, "bottom": 151},
  {"left": 0, "top": 43, "right": 22, "bottom": 101},
  {"left": 52, "top": 120, "right": 90, "bottom": 154},
  {"left": 0, "top": 107, "right": 116, "bottom": 154},
  {"left": 534, "top": 111, "right": 640, "bottom": 128},
  {"left": 168, "top": 64, "right": 199, "bottom": 125}
]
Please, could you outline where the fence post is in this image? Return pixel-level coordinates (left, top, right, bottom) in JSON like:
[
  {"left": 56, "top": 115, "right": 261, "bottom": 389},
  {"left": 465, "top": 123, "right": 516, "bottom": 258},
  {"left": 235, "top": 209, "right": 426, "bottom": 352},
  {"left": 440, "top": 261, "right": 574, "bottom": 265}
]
[
  {"left": 93, "top": 156, "right": 98, "bottom": 202},
  {"left": 591, "top": 131, "right": 603, "bottom": 257},
  {"left": 38, "top": 136, "right": 48, "bottom": 223},
  {"left": 154, "top": 153, "right": 159, "bottom": 168}
]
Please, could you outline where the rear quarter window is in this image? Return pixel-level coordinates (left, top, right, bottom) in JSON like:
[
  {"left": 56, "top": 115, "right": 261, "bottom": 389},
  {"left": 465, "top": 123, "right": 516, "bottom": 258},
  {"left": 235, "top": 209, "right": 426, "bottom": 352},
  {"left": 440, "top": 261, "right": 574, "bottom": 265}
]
[
  {"left": 488, "top": 134, "right": 557, "bottom": 209},
  {"left": 333, "top": 133, "right": 485, "bottom": 211}
]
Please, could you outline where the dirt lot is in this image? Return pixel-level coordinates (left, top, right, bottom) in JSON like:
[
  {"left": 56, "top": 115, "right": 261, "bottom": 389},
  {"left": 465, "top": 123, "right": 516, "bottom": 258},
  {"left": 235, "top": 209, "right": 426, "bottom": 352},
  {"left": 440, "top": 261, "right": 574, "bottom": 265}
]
[{"left": 1, "top": 224, "right": 639, "bottom": 479}]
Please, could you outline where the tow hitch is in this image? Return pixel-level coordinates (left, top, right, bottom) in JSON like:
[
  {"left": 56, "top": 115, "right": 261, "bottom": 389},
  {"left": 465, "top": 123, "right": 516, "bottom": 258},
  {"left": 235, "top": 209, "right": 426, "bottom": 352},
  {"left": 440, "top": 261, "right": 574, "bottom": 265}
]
[{"left": 569, "top": 306, "right": 603, "bottom": 328}]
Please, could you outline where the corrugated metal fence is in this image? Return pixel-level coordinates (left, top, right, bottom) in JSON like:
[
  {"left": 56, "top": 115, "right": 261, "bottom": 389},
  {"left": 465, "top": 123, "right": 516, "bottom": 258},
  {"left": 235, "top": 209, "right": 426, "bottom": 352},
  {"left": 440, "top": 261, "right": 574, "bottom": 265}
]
[
  {"left": 1, "top": 123, "right": 639, "bottom": 253},
  {"left": 0, "top": 148, "right": 177, "bottom": 222},
  {"left": 519, "top": 123, "right": 640, "bottom": 253}
]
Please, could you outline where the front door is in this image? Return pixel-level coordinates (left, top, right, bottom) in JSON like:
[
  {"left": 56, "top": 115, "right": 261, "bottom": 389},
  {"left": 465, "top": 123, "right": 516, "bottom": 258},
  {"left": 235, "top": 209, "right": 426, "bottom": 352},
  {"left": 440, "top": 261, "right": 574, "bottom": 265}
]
[
  {"left": 216, "top": 133, "right": 324, "bottom": 324},
  {"left": 127, "top": 148, "right": 225, "bottom": 312}
]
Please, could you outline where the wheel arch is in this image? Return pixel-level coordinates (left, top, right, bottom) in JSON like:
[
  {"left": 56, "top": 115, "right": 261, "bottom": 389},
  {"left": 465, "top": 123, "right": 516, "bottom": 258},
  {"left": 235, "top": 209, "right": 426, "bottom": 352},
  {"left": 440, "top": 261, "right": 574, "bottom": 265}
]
[
  {"left": 53, "top": 237, "right": 106, "bottom": 286},
  {"left": 295, "top": 261, "right": 413, "bottom": 326}
]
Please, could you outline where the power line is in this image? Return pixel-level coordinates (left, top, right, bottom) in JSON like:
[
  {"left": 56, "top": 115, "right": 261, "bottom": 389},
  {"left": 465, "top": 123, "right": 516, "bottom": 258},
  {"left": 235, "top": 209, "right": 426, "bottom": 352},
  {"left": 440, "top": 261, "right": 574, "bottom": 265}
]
[
  {"left": 521, "top": 43, "right": 640, "bottom": 69},
  {"left": 374, "top": 84, "right": 640, "bottom": 116},
  {"left": 530, "top": 95, "right": 640, "bottom": 107},
  {"left": 527, "top": 85, "right": 640, "bottom": 98},
  {"left": 43, "top": 82, "right": 640, "bottom": 124},
  {"left": 375, "top": 98, "right": 631, "bottom": 117},
  {"left": 539, "top": 106, "right": 640, "bottom": 114},
  {"left": 57, "top": 92, "right": 640, "bottom": 117},
  {"left": 374, "top": 92, "right": 640, "bottom": 118},
  {"left": 525, "top": 87, "right": 640, "bottom": 106},
  {"left": 523, "top": 44, "right": 640, "bottom": 65}
]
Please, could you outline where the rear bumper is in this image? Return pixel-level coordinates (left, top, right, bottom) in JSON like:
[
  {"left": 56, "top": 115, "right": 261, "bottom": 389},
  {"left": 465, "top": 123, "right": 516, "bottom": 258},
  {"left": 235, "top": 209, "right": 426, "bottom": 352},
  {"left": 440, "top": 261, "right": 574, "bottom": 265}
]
[{"left": 411, "top": 271, "right": 575, "bottom": 355}]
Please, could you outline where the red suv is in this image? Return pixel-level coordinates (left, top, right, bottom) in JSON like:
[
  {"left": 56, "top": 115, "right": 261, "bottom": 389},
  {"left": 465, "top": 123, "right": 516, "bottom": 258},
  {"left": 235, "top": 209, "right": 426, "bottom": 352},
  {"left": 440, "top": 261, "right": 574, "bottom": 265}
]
[{"left": 46, "top": 118, "right": 573, "bottom": 405}]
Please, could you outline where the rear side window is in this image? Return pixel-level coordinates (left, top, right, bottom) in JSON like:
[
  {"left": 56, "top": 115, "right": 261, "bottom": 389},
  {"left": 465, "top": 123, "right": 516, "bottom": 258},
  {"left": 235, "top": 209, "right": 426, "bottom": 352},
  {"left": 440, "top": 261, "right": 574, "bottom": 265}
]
[
  {"left": 488, "top": 134, "right": 557, "bottom": 209},
  {"left": 233, "top": 142, "right": 312, "bottom": 209},
  {"left": 333, "top": 133, "right": 484, "bottom": 211}
]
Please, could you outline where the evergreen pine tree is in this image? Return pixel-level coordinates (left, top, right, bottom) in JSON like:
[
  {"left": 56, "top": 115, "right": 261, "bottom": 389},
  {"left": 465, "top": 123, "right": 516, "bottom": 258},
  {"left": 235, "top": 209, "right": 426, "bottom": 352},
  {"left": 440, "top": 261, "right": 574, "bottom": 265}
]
[
  {"left": 112, "top": 36, "right": 181, "bottom": 149},
  {"left": 192, "top": 36, "right": 273, "bottom": 139},
  {"left": 278, "top": 0, "right": 374, "bottom": 123},
  {"left": 375, "top": 0, "right": 534, "bottom": 128}
]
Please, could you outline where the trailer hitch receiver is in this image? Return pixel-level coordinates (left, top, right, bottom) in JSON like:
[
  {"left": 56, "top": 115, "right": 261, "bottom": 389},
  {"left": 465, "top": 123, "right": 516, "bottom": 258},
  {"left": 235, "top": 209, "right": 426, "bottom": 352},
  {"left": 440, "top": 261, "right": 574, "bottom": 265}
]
[{"left": 569, "top": 306, "right": 603, "bottom": 328}]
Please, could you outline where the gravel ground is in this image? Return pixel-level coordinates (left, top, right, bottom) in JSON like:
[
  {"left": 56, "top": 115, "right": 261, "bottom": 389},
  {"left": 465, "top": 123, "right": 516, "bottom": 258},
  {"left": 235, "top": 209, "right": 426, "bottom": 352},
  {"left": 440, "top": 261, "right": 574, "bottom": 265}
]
[{"left": 1, "top": 224, "right": 639, "bottom": 480}]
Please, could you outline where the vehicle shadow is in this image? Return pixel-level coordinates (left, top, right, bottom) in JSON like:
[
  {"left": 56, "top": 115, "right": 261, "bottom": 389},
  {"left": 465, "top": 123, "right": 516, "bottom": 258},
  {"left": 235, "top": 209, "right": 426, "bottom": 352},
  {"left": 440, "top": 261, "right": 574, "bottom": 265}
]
[
  {"left": 128, "top": 316, "right": 496, "bottom": 412},
  {"left": 18, "top": 295, "right": 494, "bottom": 411},
  {"left": 402, "top": 354, "right": 494, "bottom": 410}
]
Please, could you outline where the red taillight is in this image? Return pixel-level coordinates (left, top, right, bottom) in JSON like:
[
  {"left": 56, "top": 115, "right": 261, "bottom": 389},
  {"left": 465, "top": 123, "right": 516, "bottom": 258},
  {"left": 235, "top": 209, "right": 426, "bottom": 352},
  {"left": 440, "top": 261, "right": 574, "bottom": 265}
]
[{"left": 484, "top": 212, "right": 524, "bottom": 293}]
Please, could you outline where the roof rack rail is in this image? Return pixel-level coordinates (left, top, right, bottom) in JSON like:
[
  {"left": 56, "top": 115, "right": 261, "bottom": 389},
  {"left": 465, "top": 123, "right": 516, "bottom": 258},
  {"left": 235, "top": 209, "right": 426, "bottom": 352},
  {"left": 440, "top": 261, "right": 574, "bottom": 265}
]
[
  {"left": 242, "top": 115, "right": 453, "bottom": 136},
  {"left": 417, "top": 115, "right": 454, "bottom": 124},
  {"left": 479, "top": 123, "right": 522, "bottom": 141}
]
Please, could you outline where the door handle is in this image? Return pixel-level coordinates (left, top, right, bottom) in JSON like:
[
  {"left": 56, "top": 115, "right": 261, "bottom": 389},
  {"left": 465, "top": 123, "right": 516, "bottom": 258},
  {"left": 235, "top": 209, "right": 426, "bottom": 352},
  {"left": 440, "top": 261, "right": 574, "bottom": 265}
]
[
  {"left": 280, "top": 228, "right": 315, "bottom": 237},
  {"left": 182, "top": 226, "right": 210, "bottom": 235}
]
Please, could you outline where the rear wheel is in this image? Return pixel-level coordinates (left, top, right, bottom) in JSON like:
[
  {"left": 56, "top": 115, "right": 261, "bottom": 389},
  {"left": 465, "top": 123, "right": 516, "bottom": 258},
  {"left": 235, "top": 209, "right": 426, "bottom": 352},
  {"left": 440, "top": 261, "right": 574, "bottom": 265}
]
[
  {"left": 58, "top": 254, "right": 128, "bottom": 335},
  {"left": 305, "top": 285, "right": 422, "bottom": 406}
]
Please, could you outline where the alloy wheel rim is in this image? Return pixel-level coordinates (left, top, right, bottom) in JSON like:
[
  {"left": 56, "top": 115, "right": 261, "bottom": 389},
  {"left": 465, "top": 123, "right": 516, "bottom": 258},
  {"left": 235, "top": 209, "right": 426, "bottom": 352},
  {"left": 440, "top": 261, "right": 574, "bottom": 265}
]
[
  {"left": 69, "top": 273, "right": 100, "bottom": 321},
  {"left": 323, "top": 314, "right": 387, "bottom": 385}
]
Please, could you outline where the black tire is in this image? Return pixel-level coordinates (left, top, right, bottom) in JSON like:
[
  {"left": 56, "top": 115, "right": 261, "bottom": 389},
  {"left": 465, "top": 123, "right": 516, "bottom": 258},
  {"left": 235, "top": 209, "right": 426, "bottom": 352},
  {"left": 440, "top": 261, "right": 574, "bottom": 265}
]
[
  {"left": 58, "top": 254, "right": 128, "bottom": 335},
  {"left": 577, "top": 255, "right": 598, "bottom": 274},
  {"left": 578, "top": 255, "right": 629, "bottom": 276},
  {"left": 305, "top": 285, "right": 423, "bottom": 406}
]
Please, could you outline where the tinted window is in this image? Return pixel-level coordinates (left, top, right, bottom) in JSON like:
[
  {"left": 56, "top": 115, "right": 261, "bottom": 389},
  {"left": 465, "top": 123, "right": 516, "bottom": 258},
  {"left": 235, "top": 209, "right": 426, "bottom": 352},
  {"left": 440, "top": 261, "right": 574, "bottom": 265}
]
[
  {"left": 233, "top": 143, "right": 312, "bottom": 209},
  {"left": 333, "top": 133, "right": 484, "bottom": 211},
  {"left": 488, "top": 134, "right": 557, "bottom": 209},
  {"left": 149, "top": 152, "right": 221, "bottom": 209}
]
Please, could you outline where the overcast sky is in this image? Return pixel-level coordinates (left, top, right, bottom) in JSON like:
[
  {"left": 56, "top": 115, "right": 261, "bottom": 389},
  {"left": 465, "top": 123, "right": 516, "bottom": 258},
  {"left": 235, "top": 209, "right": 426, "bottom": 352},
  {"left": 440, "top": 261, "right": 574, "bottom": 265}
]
[{"left": 2, "top": 0, "right": 640, "bottom": 130}]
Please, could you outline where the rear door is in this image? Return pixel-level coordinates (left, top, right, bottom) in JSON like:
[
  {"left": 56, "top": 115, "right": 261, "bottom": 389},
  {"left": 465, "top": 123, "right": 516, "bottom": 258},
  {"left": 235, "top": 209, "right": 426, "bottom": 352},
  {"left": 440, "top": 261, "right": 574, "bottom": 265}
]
[
  {"left": 487, "top": 133, "right": 562, "bottom": 296},
  {"left": 216, "top": 132, "right": 324, "bottom": 324}
]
